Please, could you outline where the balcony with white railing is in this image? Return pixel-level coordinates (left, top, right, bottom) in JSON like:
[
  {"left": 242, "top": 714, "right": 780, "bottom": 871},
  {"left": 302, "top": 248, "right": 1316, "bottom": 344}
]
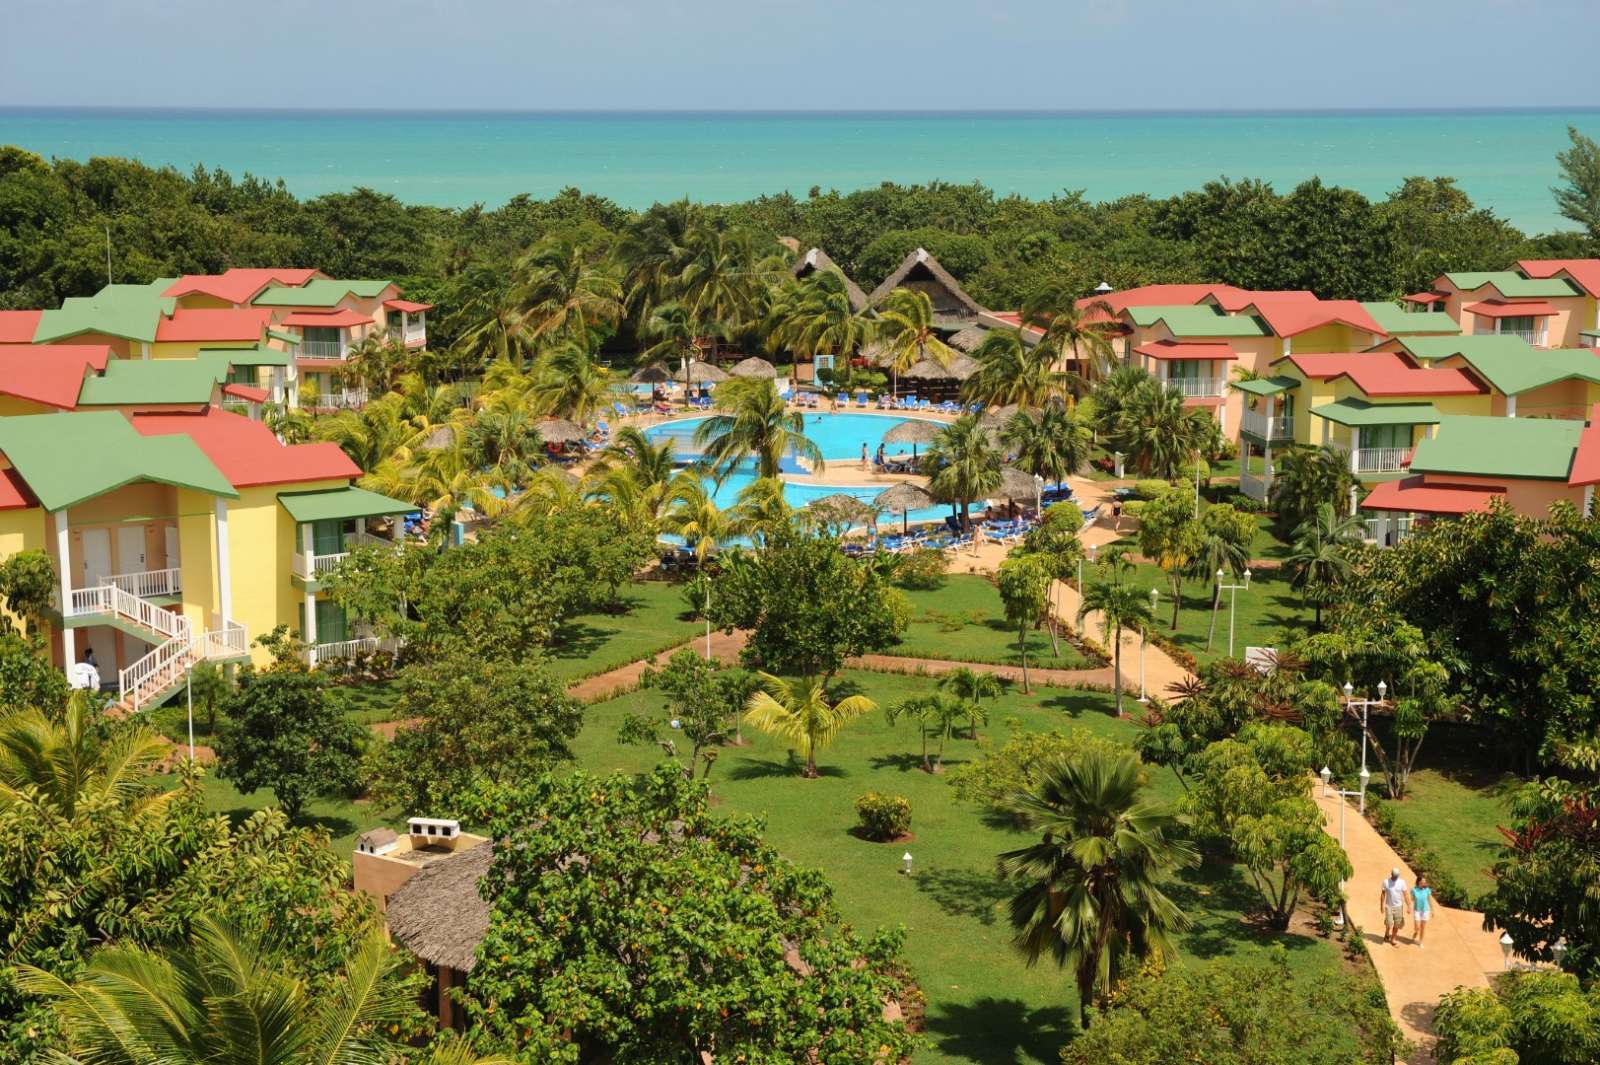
[
  {"left": 1347, "top": 447, "right": 1409, "bottom": 475},
  {"left": 199, "top": 619, "right": 249, "bottom": 660},
  {"left": 299, "top": 339, "right": 348, "bottom": 360},
  {"left": 389, "top": 322, "right": 426, "bottom": 348},
  {"left": 65, "top": 583, "right": 191, "bottom": 642},
  {"left": 104, "top": 567, "right": 181, "bottom": 600},
  {"left": 306, "top": 635, "right": 404, "bottom": 669},
  {"left": 1239, "top": 410, "right": 1294, "bottom": 441},
  {"left": 1363, "top": 515, "right": 1415, "bottom": 547},
  {"left": 308, "top": 387, "right": 368, "bottom": 410},
  {"left": 1165, "top": 376, "right": 1226, "bottom": 399},
  {"left": 292, "top": 530, "right": 394, "bottom": 581}
]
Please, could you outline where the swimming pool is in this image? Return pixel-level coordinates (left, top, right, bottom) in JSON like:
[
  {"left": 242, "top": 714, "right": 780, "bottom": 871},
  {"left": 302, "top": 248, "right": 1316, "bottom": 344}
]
[{"left": 644, "top": 411, "right": 940, "bottom": 462}]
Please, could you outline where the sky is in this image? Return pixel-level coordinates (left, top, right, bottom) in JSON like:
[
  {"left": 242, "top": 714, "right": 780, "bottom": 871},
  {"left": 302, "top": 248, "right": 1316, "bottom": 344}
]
[{"left": 3, "top": 0, "right": 1597, "bottom": 112}]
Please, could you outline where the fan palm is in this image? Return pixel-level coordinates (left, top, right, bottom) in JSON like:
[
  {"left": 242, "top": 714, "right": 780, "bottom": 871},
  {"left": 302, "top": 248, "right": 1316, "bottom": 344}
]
[
  {"left": 0, "top": 695, "right": 170, "bottom": 817},
  {"left": 16, "top": 916, "right": 496, "bottom": 1065},
  {"left": 527, "top": 341, "right": 613, "bottom": 422},
  {"left": 513, "top": 235, "right": 623, "bottom": 349},
  {"left": 999, "top": 747, "right": 1195, "bottom": 1028},
  {"left": 1000, "top": 403, "right": 1093, "bottom": 488},
  {"left": 744, "top": 673, "right": 876, "bottom": 778},
  {"left": 1076, "top": 559, "right": 1156, "bottom": 716},
  {"left": 693, "top": 378, "right": 824, "bottom": 482},
  {"left": 1021, "top": 282, "right": 1116, "bottom": 394},
  {"left": 885, "top": 694, "right": 966, "bottom": 772},
  {"left": 1115, "top": 379, "right": 1211, "bottom": 479},
  {"left": 1284, "top": 502, "right": 1364, "bottom": 627},
  {"left": 875, "top": 287, "right": 954, "bottom": 398},
  {"left": 963, "top": 329, "right": 1071, "bottom": 411},
  {"left": 924, "top": 414, "right": 1003, "bottom": 532}
]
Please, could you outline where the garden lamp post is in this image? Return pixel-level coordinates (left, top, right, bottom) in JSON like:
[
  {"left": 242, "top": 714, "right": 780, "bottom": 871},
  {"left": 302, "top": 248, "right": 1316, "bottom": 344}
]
[
  {"left": 1217, "top": 567, "right": 1251, "bottom": 658},
  {"left": 1343, "top": 680, "right": 1387, "bottom": 812},
  {"left": 1321, "top": 763, "right": 1369, "bottom": 929},
  {"left": 1034, "top": 473, "right": 1044, "bottom": 515},
  {"left": 1501, "top": 932, "right": 1515, "bottom": 970},
  {"left": 901, "top": 851, "right": 914, "bottom": 875},
  {"left": 1139, "top": 587, "right": 1158, "bottom": 703}
]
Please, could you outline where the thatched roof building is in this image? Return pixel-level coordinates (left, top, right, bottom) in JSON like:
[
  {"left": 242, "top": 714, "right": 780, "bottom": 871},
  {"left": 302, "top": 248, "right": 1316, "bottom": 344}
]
[
  {"left": 793, "top": 247, "right": 869, "bottom": 312},
  {"left": 868, "top": 247, "right": 986, "bottom": 324},
  {"left": 729, "top": 356, "right": 777, "bottom": 379},
  {"left": 385, "top": 842, "right": 494, "bottom": 973},
  {"left": 947, "top": 324, "right": 990, "bottom": 353}
]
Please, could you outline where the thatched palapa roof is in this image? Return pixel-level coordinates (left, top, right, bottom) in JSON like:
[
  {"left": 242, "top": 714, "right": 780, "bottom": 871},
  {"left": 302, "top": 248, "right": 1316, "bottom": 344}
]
[
  {"left": 537, "top": 418, "right": 588, "bottom": 444},
  {"left": 385, "top": 843, "right": 494, "bottom": 973},
  {"left": 672, "top": 359, "right": 728, "bottom": 384},
  {"left": 804, "top": 493, "right": 877, "bottom": 529},
  {"left": 996, "top": 466, "right": 1042, "bottom": 499},
  {"left": 793, "top": 248, "right": 869, "bottom": 312},
  {"left": 729, "top": 356, "right": 777, "bottom": 379},
  {"left": 882, "top": 419, "right": 942, "bottom": 445},
  {"left": 868, "top": 247, "right": 986, "bottom": 319},
  {"left": 947, "top": 324, "right": 989, "bottom": 353},
  {"left": 979, "top": 404, "right": 1022, "bottom": 429},
  {"left": 873, "top": 481, "right": 935, "bottom": 514},
  {"left": 629, "top": 364, "right": 672, "bottom": 384}
]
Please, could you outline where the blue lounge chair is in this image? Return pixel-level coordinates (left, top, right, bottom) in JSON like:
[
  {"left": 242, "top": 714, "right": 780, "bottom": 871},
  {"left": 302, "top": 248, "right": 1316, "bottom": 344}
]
[{"left": 855, "top": 391, "right": 870, "bottom": 407}]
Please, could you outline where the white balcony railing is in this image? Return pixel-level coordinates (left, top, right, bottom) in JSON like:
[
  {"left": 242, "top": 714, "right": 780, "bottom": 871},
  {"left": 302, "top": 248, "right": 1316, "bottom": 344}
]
[
  {"left": 1347, "top": 447, "right": 1409, "bottom": 475},
  {"left": 1165, "top": 376, "right": 1226, "bottom": 398},
  {"left": 104, "top": 567, "right": 180, "bottom": 599},
  {"left": 308, "top": 388, "right": 368, "bottom": 410},
  {"left": 199, "top": 619, "right": 249, "bottom": 660},
  {"left": 1240, "top": 410, "right": 1294, "bottom": 440},
  {"left": 389, "top": 323, "right": 426, "bottom": 347},
  {"left": 1497, "top": 328, "right": 1541, "bottom": 346},
  {"left": 299, "top": 339, "right": 347, "bottom": 360},
  {"left": 307, "top": 635, "right": 404, "bottom": 669},
  {"left": 1239, "top": 471, "right": 1270, "bottom": 502},
  {"left": 293, "top": 530, "right": 394, "bottom": 580}
]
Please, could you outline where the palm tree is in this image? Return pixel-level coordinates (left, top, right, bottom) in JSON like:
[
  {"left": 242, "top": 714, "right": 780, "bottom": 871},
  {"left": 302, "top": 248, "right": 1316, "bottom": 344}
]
[
  {"left": 1115, "top": 378, "right": 1212, "bottom": 479},
  {"left": 527, "top": 340, "right": 613, "bottom": 422},
  {"left": 188, "top": 661, "right": 231, "bottom": 737},
  {"left": 963, "top": 329, "right": 1071, "bottom": 410},
  {"left": 664, "top": 475, "right": 736, "bottom": 659},
  {"left": 1020, "top": 282, "right": 1117, "bottom": 395},
  {"left": 924, "top": 414, "right": 1003, "bottom": 532},
  {"left": 937, "top": 667, "right": 1005, "bottom": 739},
  {"left": 1001, "top": 403, "right": 1093, "bottom": 489},
  {"left": 466, "top": 402, "right": 545, "bottom": 489},
  {"left": 676, "top": 224, "right": 773, "bottom": 338},
  {"left": 875, "top": 287, "right": 955, "bottom": 398},
  {"left": 17, "top": 916, "right": 503, "bottom": 1065},
  {"left": 1284, "top": 502, "right": 1364, "bottom": 627},
  {"left": 1271, "top": 444, "right": 1359, "bottom": 531},
  {"left": 744, "top": 673, "right": 876, "bottom": 778},
  {"left": 513, "top": 235, "right": 623, "bottom": 349},
  {"left": 767, "top": 269, "right": 874, "bottom": 366},
  {"left": 0, "top": 695, "right": 170, "bottom": 817},
  {"left": 1087, "top": 364, "right": 1153, "bottom": 444},
  {"left": 1192, "top": 524, "right": 1252, "bottom": 653},
  {"left": 641, "top": 300, "right": 722, "bottom": 376},
  {"left": 729, "top": 476, "right": 793, "bottom": 549},
  {"left": 1076, "top": 558, "right": 1156, "bottom": 716},
  {"left": 264, "top": 402, "right": 313, "bottom": 445},
  {"left": 693, "top": 378, "right": 824, "bottom": 482},
  {"left": 615, "top": 199, "right": 704, "bottom": 319},
  {"left": 885, "top": 694, "right": 965, "bottom": 772},
  {"left": 999, "top": 747, "right": 1195, "bottom": 1028}
]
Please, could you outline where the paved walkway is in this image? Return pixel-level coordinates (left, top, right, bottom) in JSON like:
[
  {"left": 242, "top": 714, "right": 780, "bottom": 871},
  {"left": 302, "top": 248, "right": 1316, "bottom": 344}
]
[
  {"left": 565, "top": 629, "right": 750, "bottom": 703},
  {"left": 1312, "top": 785, "right": 1508, "bottom": 1064},
  {"left": 849, "top": 652, "right": 1115, "bottom": 690}
]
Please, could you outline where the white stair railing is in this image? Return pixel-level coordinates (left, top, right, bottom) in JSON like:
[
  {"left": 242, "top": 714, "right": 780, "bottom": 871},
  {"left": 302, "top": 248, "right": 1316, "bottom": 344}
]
[
  {"left": 105, "top": 567, "right": 181, "bottom": 599},
  {"left": 199, "top": 619, "right": 248, "bottom": 660},
  {"left": 118, "top": 633, "right": 191, "bottom": 713},
  {"left": 66, "top": 583, "right": 190, "bottom": 642}
]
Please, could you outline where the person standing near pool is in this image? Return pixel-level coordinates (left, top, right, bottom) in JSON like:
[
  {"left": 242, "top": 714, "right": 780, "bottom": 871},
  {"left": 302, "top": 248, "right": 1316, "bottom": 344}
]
[
  {"left": 1380, "top": 868, "right": 1407, "bottom": 946},
  {"left": 861, "top": 442, "right": 869, "bottom": 470},
  {"left": 1410, "top": 874, "right": 1433, "bottom": 947}
]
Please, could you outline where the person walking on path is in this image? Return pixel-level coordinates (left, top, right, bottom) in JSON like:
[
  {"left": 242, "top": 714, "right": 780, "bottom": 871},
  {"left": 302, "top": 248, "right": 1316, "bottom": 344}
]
[
  {"left": 1381, "top": 868, "right": 1408, "bottom": 946},
  {"left": 1411, "top": 874, "right": 1433, "bottom": 948}
]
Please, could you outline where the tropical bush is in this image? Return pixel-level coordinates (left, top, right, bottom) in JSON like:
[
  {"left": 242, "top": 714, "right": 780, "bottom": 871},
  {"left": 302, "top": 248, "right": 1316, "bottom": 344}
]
[
  {"left": 855, "top": 792, "right": 913, "bottom": 841},
  {"left": 948, "top": 728, "right": 1129, "bottom": 823},
  {"left": 1133, "top": 479, "right": 1172, "bottom": 500},
  {"left": 1435, "top": 973, "right": 1600, "bottom": 1065},
  {"left": 896, "top": 547, "right": 949, "bottom": 590}
]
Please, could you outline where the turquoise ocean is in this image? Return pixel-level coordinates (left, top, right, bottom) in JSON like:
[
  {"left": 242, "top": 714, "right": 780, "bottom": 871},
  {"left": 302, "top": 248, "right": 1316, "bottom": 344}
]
[{"left": 2, "top": 108, "right": 1596, "bottom": 234}]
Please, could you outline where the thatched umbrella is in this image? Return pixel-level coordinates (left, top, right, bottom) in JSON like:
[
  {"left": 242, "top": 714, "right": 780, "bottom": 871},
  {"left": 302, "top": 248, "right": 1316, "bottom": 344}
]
[
  {"left": 979, "top": 404, "right": 1022, "bottom": 429},
  {"left": 945, "top": 355, "right": 980, "bottom": 381},
  {"left": 418, "top": 425, "right": 455, "bottom": 451},
  {"left": 537, "top": 418, "right": 587, "bottom": 444},
  {"left": 996, "top": 466, "right": 1043, "bottom": 510},
  {"left": 804, "top": 493, "right": 877, "bottom": 534},
  {"left": 672, "top": 359, "right": 728, "bottom": 384},
  {"left": 947, "top": 324, "right": 988, "bottom": 353},
  {"left": 629, "top": 364, "right": 672, "bottom": 385},
  {"left": 874, "top": 481, "right": 936, "bottom": 535},
  {"left": 883, "top": 417, "right": 941, "bottom": 460},
  {"left": 729, "top": 356, "right": 777, "bottom": 379}
]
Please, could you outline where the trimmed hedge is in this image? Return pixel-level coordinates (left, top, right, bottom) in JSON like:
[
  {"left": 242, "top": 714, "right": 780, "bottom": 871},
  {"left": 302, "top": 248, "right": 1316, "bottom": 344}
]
[{"left": 855, "top": 792, "right": 912, "bottom": 841}]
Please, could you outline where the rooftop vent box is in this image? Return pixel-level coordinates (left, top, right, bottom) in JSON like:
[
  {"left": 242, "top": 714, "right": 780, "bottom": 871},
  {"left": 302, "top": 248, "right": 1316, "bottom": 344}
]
[
  {"left": 408, "top": 817, "right": 460, "bottom": 842},
  {"left": 356, "top": 827, "right": 398, "bottom": 856}
]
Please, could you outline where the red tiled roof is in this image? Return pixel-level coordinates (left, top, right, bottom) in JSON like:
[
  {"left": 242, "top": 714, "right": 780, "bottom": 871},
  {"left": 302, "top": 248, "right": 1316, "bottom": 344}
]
[
  {"left": 1278, "top": 352, "right": 1482, "bottom": 396},
  {"left": 163, "top": 268, "right": 320, "bottom": 305},
  {"left": 154, "top": 308, "right": 274, "bottom": 343},
  {"left": 1233, "top": 292, "right": 1381, "bottom": 337},
  {"left": 0, "top": 467, "right": 35, "bottom": 511},
  {"left": 1518, "top": 259, "right": 1600, "bottom": 299},
  {"left": 1403, "top": 292, "right": 1447, "bottom": 305},
  {"left": 280, "top": 309, "right": 371, "bottom": 329},
  {"left": 131, "top": 408, "right": 360, "bottom": 488},
  {"left": 1132, "top": 340, "right": 1239, "bottom": 361},
  {"left": 0, "top": 344, "right": 112, "bottom": 409},
  {"left": 221, "top": 382, "right": 270, "bottom": 403},
  {"left": 1464, "top": 299, "right": 1558, "bottom": 319},
  {"left": 1073, "top": 284, "right": 1250, "bottom": 326},
  {"left": 1362, "top": 476, "right": 1505, "bottom": 515},
  {"left": 1570, "top": 403, "right": 1600, "bottom": 487},
  {"left": 0, "top": 310, "right": 42, "bottom": 344},
  {"left": 383, "top": 298, "right": 432, "bottom": 313}
]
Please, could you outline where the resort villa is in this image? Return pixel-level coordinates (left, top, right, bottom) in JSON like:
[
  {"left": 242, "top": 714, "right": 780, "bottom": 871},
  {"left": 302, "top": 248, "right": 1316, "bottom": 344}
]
[{"left": 1405, "top": 261, "right": 1600, "bottom": 349}]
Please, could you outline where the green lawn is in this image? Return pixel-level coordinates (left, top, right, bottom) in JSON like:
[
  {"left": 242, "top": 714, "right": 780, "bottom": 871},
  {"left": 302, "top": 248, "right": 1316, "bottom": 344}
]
[
  {"left": 573, "top": 670, "right": 1342, "bottom": 1065},
  {"left": 544, "top": 579, "right": 704, "bottom": 681},
  {"left": 1381, "top": 766, "right": 1518, "bottom": 901},
  {"left": 894, "top": 574, "right": 1100, "bottom": 671},
  {"left": 149, "top": 767, "right": 390, "bottom": 859}
]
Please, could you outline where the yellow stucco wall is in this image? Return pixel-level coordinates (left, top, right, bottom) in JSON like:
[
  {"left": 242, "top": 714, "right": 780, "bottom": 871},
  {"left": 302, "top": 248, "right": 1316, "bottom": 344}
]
[
  {"left": 0, "top": 397, "right": 60, "bottom": 417},
  {"left": 0, "top": 506, "right": 49, "bottom": 640},
  {"left": 174, "top": 488, "right": 219, "bottom": 633},
  {"left": 171, "top": 293, "right": 233, "bottom": 310},
  {"left": 1287, "top": 323, "right": 1376, "bottom": 354},
  {"left": 150, "top": 339, "right": 257, "bottom": 360}
]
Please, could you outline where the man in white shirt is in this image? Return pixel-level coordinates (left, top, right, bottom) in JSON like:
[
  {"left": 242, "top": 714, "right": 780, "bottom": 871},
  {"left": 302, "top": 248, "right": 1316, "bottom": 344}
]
[{"left": 1380, "top": 868, "right": 1407, "bottom": 945}]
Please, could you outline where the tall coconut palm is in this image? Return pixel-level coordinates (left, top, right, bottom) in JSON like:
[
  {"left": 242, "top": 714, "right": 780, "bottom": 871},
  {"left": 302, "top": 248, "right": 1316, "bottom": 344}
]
[
  {"left": 1271, "top": 445, "right": 1359, "bottom": 531},
  {"left": 1000, "top": 747, "right": 1195, "bottom": 1028},
  {"left": 729, "top": 476, "right": 793, "bottom": 549},
  {"left": 1000, "top": 403, "right": 1094, "bottom": 488},
  {"left": 513, "top": 235, "right": 623, "bottom": 349},
  {"left": 924, "top": 414, "right": 1003, "bottom": 532},
  {"left": 1284, "top": 502, "right": 1365, "bottom": 628},
  {"left": 337, "top": 332, "right": 412, "bottom": 397},
  {"left": 17, "top": 916, "right": 503, "bottom": 1065},
  {"left": 466, "top": 404, "right": 545, "bottom": 489},
  {"left": 767, "top": 269, "right": 875, "bottom": 365},
  {"left": 641, "top": 300, "right": 722, "bottom": 375},
  {"left": 676, "top": 224, "right": 772, "bottom": 338},
  {"left": 1021, "top": 281, "right": 1117, "bottom": 394},
  {"left": 454, "top": 275, "right": 534, "bottom": 369},
  {"left": 665, "top": 474, "right": 736, "bottom": 660},
  {"left": 693, "top": 378, "right": 824, "bottom": 483},
  {"left": 615, "top": 199, "right": 703, "bottom": 318},
  {"left": 875, "top": 287, "right": 955, "bottom": 398},
  {"left": 963, "top": 329, "right": 1071, "bottom": 410},
  {"left": 744, "top": 673, "right": 876, "bottom": 778},
  {"left": 0, "top": 696, "right": 170, "bottom": 817},
  {"left": 313, "top": 395, "right": 421, "bottom": 472},
  {"left": 527, "top": 341, "right": 613, "bottom": 422},
  {"left": 1076, "top": 555, "right": 1156, "bottom": 716},
  {"left": 594, "top": 425, "right": 678, "bottom": 488}
]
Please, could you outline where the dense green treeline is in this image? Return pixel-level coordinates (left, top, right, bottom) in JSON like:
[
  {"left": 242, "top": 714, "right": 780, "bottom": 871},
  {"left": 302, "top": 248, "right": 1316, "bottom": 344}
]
[{"left": 5, "top": 142, "right": 1597, "bottom": 348}]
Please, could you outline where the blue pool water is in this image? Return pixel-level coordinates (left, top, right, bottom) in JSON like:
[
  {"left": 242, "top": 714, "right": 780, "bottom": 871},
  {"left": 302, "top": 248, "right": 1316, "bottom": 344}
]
[{"left": 644, "top": 412, "right": 938, "bottom": 461}]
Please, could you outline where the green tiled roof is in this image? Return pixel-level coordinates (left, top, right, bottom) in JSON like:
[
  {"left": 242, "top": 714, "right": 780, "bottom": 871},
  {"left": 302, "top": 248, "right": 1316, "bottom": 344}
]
[
  {"left": 1360, "top": 302, "right": 1461, "bottom": 337},
  {"left": 77, "top": 359, "right": 225, "bottom": 407},
  {"left": 1232, "top": 375, "right": 1298, "bottom": 397},
  {"left": 1394, "top": 334, "right": 1531, "bottom": 363},
  {"left": 1442, "top": 272, "right": 1582, "bottom": 299},
  {"left": 267, "top": 329, "right": 301, "bottom": 345},
  {"left": 1124, "top": 305, "right": 1268, "bottom": 338},
  {"left": 199, "top": 345, "right": 293, "bottom": 367},
  {"left": 1409, "top": 415, "right": 1584, "bottom": 481},
  {"left": 1309, "top": 398, "right": 1441, "bottom": 427},
  {"left": 0, "top": 411, "right": 236, "bottom": 511},
  {"left": 253, "top": 279, "right": 393, "bottom": 307},
  {"left": 278, "top": 486, "right": 413, "bottom": 523},
  {"left": 1450, "top": 346, "right": 1600, "bottom": 396},
  {"left": 33, "top": 280, "right": 177, "bottom": 344}
]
